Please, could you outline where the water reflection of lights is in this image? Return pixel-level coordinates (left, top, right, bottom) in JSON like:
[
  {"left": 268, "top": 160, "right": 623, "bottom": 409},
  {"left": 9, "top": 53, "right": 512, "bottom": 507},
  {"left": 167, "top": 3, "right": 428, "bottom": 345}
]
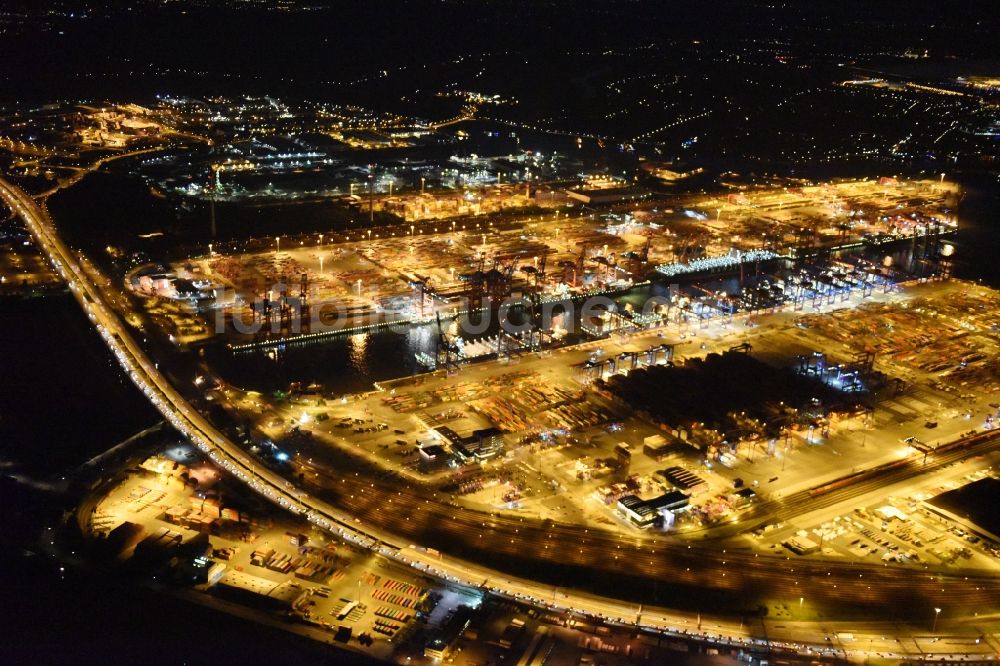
[
  {"left": 408, "top": 323, "right": 434, "bottom": 349},
  {"left": 348, "top": 332, "right": 369, "bottom": 372}
]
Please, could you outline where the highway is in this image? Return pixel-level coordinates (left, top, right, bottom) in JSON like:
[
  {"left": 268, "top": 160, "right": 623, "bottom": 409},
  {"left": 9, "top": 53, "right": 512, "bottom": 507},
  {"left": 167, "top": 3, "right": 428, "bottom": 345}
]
[
  {"left": 286, "top": 433, "right": 1000, "bottom": 613},
  {"left": 36, "top": 146, "right": 171, "bottom": 199},
  {"left": 4, "top": 174, "right": 999, "bottom": 660}
]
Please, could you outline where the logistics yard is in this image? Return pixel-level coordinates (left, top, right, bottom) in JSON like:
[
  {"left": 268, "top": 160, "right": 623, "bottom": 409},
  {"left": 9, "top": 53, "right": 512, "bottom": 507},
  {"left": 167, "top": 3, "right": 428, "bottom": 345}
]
[
  {"left": 142, "top": 177, "right": 959, "bottom": 346},
  {"left": 168, "top": 273, "right": 1000, "bottom": 662},
  {"left": 203, "top": 278, "right": 1000, "bottom": 549},
  {"left": 83, "top": 446, "right": 464, "bottom": 661},
  {"left": 5, "top": 163, "right": 995, "bottom": 664},
  {"left": 83, "top": 446, "right": 764, "bottom": 664},
  {"left": 91, "top": 448, "right": 1000, "bottom": 665},
  {"left": 752, "top": 466, "right": 1000, "bottom": 568},
  {"left": 5, "top": 3, "right": 1000, "bottom": 661}
]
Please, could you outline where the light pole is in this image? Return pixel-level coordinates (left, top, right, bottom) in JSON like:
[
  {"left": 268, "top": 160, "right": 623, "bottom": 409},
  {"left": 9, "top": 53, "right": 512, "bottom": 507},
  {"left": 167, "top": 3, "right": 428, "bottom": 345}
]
[
  {"left": 368, "top": 165, "right": 375, "bottom": 225},
  {"left": 933, "top": 607, "right": 942, "bottom": 633},
  {"left": 275, "top": 236, "right": 280, "bottom": 254},
  {"left": 420, "top": 177, "right": 425, "bottom": 195}
]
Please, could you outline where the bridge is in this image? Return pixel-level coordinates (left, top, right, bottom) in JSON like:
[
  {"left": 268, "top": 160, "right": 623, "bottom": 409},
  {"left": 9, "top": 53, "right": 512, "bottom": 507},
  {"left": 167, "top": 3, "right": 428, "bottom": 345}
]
[{"left": 4, "top": 175, "right": 999, "bottom": 660}]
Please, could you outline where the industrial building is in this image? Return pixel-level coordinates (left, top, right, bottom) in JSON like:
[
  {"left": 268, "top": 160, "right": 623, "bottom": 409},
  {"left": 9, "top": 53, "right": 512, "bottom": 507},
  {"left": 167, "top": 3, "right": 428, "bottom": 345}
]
[
  {"left": 617, "top": 491, "right": 689, "bottom": 528},
  {"left": 566, "top": 185, "right": 649, "bottom": 205},
  {"left": 925, "top": 477, "right": 1000, "bottom": 544},
  {"left": 434, "top": 426, "right": 505, "bottom": 463},
  {"left": 424, "top": 605, "right": 476, "bottom": 660}
]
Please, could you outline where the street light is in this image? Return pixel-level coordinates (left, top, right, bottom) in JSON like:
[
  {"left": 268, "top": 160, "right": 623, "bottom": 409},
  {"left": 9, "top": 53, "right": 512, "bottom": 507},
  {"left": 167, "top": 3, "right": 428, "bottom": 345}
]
[
  {"left": 420, "top": 177, "right": 425, "bottom": 195},
  {"left": 275, "top": 236, "right": 280, "bottom": 254},
  {"left": 933, "top": 607, "right": 942, "bottom": 633}
]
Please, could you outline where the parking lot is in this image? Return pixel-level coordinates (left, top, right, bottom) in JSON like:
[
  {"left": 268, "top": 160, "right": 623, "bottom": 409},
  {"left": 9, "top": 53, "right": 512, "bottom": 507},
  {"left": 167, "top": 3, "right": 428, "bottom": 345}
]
[
  {"left": 752, "top": 452, "right": 1000, "bottom": 571},
  {"left": 87, "top": 448, "right": 451, "bottom": 659}
]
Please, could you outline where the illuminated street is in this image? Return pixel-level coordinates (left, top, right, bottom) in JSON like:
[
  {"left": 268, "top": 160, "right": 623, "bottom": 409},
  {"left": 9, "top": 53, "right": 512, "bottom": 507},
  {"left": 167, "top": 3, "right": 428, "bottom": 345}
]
[{"left": 1, "top": 3, "right": 999, "bottom": 664}]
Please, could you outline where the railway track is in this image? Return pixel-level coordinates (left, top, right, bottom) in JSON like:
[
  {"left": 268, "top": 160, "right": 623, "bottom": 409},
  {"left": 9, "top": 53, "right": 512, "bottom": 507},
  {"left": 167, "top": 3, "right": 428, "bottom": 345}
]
[
  {"left": 289, "top": 429, "right": 1000, "bottom": 615},
  {"left": 7, "top": 172, "right": 997, "bottom": 630}
]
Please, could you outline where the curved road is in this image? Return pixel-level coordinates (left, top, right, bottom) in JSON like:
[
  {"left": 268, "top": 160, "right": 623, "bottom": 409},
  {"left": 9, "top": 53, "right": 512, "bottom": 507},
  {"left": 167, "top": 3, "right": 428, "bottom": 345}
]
[{"left": 4, "top": 175, "right": 998, "bottom": 660}]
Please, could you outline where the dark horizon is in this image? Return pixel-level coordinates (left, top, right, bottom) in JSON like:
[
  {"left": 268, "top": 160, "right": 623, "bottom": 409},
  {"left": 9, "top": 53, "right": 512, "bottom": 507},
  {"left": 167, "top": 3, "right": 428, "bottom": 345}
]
[{"left": 2, "top": 2, "right": 998, "bottom": 664}]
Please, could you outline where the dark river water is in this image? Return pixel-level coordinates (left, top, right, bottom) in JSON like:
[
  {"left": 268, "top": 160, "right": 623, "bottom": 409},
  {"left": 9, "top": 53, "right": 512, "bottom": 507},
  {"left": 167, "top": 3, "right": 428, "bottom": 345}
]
[
  {"left": 0, "top": 293, "right": 160, "bottom": 476},
  {"left": 952, "top": 176, "right": 1000, "bottom": 287},
  {"left": 205, "top": 231, "right": 957, "bottom": 396}
]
